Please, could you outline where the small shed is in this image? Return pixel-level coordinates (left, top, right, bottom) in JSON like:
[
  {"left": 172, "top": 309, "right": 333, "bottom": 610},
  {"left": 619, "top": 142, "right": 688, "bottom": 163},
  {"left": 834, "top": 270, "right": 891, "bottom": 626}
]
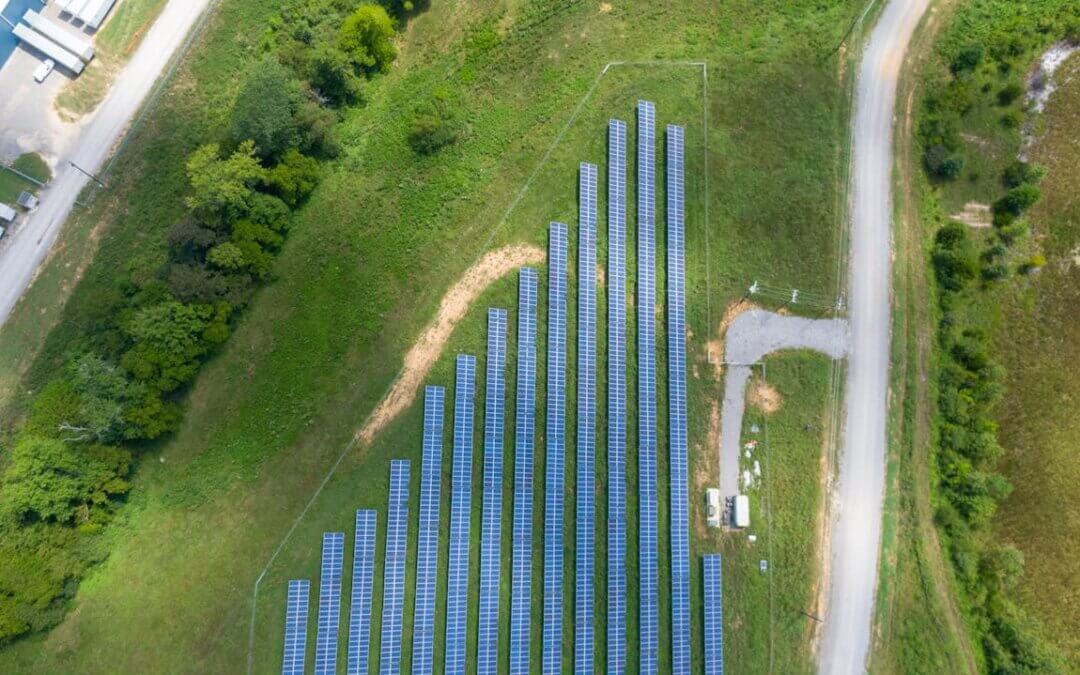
[
  {"left": 17, "top": 192, "right": 39, "bottom": 209},
  {"left": 0, "top": 203, "right": 17, "bottom": 223}
]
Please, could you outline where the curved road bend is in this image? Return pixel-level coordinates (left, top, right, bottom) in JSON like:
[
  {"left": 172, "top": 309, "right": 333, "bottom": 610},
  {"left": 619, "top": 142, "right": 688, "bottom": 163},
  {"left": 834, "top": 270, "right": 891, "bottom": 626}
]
[
  {"left": 0, "top": 0, "right": 212, "bottom": 328},
  {"left": 820, "top": 0, "right": 930, "bottom": 673}
]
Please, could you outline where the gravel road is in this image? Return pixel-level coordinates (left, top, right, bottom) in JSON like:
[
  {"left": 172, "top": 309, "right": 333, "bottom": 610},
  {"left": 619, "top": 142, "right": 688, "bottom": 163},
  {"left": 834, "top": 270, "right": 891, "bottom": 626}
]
[
  {"left": 718, "top": 309, "right": 849, "bottom": 498},
  {"left": 0, "top": 0, "right": 212, "bottom": 328},
  {"left": 819, "top": 0, "right": 930, "bottom": 672}
]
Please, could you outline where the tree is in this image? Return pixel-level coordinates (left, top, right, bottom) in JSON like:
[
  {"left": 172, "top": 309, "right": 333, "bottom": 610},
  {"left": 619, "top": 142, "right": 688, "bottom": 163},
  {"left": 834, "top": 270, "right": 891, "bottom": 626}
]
[
  {"left": 207, "top": 242, "right": 248, "bottom": 271},
  {"left": 925, "top": 143, "right": 965, "bottom": 180},
  {"left": 2, "top": 436, "right": 130, "bottom": 524},
  {"left": 231, "top": 58, "right": 304, "bottom": 160},
  {"left": 1001, "top": 161, "right": 1046, "bottom": 189},
  {"left": 185, "top": 141, "right": 267, "bottom": 225},
  {"left": 338, "top": 4, "right": 397, "bottom": 75},
  {"left": 309, "top": 44, "right": 362, "bottom": 105},
  {"left": 121, "top": 301, "right": 211, "bottom": 393},
  {"left": 264, "top": 149, "right": 320, "bottom": 206}
]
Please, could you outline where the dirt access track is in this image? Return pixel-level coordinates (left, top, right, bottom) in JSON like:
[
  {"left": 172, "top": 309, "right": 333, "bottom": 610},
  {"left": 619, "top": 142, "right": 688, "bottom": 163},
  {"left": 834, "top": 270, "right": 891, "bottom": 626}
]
[{"left": 356, "top": 243, "right": 546, "bottom": 445}]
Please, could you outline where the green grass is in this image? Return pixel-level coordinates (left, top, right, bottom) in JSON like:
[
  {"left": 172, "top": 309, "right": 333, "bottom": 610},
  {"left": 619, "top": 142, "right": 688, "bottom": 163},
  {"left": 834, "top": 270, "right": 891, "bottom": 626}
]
[
  {"left": 991, "top": 53, "right": 1080, "bottom": 665},
  {"left": 719, "top": 353, "right": 836, "bottom": 675},
  {"left": 0, "top": 153, "right": 50, "bottom": 204},
  {"left": 0, "top": 0, "right": 863, "bottom": 671}
]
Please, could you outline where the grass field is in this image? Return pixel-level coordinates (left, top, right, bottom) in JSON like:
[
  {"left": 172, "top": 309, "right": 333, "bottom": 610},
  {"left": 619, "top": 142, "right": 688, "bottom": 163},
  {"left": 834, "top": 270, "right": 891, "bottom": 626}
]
[
  {"left": 991, "top": 52, "right": 1080, "bottom": 665},
  {"left": 0, "top": 0, "right": 864, "bottom": 671},
  {"left": 0, "top": 152, "right": 50, "bottom": 204}
]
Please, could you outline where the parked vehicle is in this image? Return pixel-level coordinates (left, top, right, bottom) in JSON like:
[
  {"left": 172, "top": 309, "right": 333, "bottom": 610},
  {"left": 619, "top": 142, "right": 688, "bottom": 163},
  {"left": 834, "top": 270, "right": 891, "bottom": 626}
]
[{"left": 33, "top": 58, "right": 55, "bottom": 83}]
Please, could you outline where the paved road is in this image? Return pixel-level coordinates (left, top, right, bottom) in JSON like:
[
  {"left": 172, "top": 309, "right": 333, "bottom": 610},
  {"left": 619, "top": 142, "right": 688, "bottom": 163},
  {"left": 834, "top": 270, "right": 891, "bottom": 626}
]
[
  {"left": 819, "top": 0, "right": 930, "bottom": 672},
  {"left": 0, "top": 0, "right": 212, "bottom": 328},
  {"left": 719, "top": 309, "right": 849, "bottom": 498}
]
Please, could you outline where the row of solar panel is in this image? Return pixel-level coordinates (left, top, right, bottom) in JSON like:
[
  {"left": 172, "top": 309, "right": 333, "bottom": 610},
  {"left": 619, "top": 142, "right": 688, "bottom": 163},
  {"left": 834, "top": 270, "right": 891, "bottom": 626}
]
[{"left": 281, "top": 101, "right": 713, "bottom": 674}]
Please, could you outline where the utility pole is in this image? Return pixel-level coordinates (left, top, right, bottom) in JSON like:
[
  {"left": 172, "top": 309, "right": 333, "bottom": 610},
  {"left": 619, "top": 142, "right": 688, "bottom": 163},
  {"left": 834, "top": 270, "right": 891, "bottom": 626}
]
[{"left": 69, "top": 161, "right": 107, "bottom": 189}]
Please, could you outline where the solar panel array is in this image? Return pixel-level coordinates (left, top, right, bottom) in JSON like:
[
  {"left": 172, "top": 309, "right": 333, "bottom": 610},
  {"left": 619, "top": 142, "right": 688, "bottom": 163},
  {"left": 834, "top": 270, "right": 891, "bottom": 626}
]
[
  {"left": 412, "top": 386, "right": 445, "bottom": 675},
  {"left": 274, "top": 102, "right": 714, "bottom": 675},
  {"left": 510, "top": 268, "right": 539, "bottom": 674},
  {"left": 636, "top": 99, "right": 660, "bottom": 675},
  {"left": 703, "top": 555, "right": 724, "bottom": 675},
  {"left": 478, "top": 308, "right": 508, "bottom": 675},
  {"left": 575, "top": 161, "right": 599, "bottom": 673},
  {"left": 607, "top": 117, "right": 628, "bottom": 672},
  {"left": 282, "top": 579, "right": 310, "bottom": 675},
  {"left": 667, "top": 123, "right": 692, "bottom": 674},
  {"left": 444, "top": 355, "right": 476, "bottom": 675},
  {"left": 380, "top": 460, "right": 410, "bottom": 675},
  {"left": 543, "top": 222, "right": 569, "bottom": 675},
  {"left": 347, "top": 511, "right": 377, "bottom": 675},
  {"left": 315, "top": 532, "right": 345, "bottom": 675}
]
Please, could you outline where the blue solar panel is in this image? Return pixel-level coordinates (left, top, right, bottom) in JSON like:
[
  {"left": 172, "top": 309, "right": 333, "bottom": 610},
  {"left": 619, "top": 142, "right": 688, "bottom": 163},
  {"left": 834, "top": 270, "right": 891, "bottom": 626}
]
[
  {"left": 445, "top": 355, "right": 476, "bottom": 675},
  {"left": 607, "top": 118, "right": 628, "bottom": 673},
  {"left": 703, "top": 555, "right": 724, "bottom": 675},
  {"left": 347, "top": 511, "right": 377, "bottom": 675},
  {"left": 667, "top": 123, "right": 691, "bottom": 674},
  {"left": 543, "top": 222, "right": 568, "bottom": 675},
  {"left": 379, "top": 460, "right": 410, "bottom": 675},
  {"left": 576, "top": 162, "right": 598, "bottom": 673},
  {"left": 478, "top": 308, "right": 508, "bottom": 675},
  {"left": 412, "top": 386, "right": 445, "bottom": 675},
  {"left": 636, "top": 100, "right": 660, "bottom": 675},
  {"left": 315, "top": 532, "right": 345, "bottom": 675},
  {"left": 509, "top": 268, "right": 539, "bottom": 675},
  {"left": 282, "top": 579, "right": 310, "bottom": 675}
]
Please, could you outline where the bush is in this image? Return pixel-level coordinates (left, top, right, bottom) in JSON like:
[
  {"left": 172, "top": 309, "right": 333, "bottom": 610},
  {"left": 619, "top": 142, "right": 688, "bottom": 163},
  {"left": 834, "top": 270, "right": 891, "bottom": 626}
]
[
  {"left": 1001, "top": 161, "right": 1046, "bottom": 189},
  {"left": 950, "top": 43, "right": 984, "bottom": 74},
  {"left": 925, "top": 143, "right": 965, "bottom": 180},
  {"left": 407, "top": 96, "right": 460, "bottom": 155},
  {"left": 994, "top": 184, "right": 1042, "bottom": 216},
  {"left": 309, "top": 44, "right": 362, "bottom": 105},
  {"left": 996, "top": 82, "right": 1024, "bottom": 106}
]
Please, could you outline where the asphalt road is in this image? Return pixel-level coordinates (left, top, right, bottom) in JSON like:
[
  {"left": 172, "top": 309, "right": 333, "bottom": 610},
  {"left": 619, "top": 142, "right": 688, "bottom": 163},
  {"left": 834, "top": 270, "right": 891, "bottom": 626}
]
[
  {"left": 0, "top": 0, "right": 212, "bottom": 328},
  {"left": 819, "top": 0, "right": 930, "bottom": 672}
]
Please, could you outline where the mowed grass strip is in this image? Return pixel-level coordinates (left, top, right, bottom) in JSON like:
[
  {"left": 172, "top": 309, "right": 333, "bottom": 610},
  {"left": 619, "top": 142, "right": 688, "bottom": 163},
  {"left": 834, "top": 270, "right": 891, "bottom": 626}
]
[{"left": 0, "top": 0, "right": 862, "bottom": 672}]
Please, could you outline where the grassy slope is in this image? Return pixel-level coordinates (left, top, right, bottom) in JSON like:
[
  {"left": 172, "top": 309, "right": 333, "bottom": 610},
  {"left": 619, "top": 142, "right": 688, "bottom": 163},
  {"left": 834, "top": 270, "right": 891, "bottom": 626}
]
[
  {"left": 869, "top": 2, "right": 979, "bottom": 672},
  {"left": 991, "top": 53, "right": 1080, "bottom": 665},
  {"left": 0, "top": 0, "right": 862, "bottom": 671}
]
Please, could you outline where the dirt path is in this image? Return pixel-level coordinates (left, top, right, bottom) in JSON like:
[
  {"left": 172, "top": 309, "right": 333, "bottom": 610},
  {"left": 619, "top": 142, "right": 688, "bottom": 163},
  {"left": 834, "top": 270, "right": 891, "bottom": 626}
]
[{"left": 356, "top": 244, "right": 545, "bottom": 445}]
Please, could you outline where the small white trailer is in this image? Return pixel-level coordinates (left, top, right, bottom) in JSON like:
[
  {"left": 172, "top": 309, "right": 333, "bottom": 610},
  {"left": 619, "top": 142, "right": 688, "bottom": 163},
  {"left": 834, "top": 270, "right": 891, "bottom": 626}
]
[
  {"left": 0, "top": 203, "right": 16, "bottom": 224},
  {"left": 12, "top": 24, "right": 85, "bottom": 75},
  {"left": 733, "top": 494, "right": 751, "bottom": 529},
  {"left": 23, "top": 10, "right": 95, "bottom": 62},
  {"left": 706, "top": 488, "right": 722, "bottom": 528},
  {"left": 66, "top": 0, "right": 94, "bottom": 20},
  {"left": 79, "top": 0, "right": 119, "bottom": 30}
]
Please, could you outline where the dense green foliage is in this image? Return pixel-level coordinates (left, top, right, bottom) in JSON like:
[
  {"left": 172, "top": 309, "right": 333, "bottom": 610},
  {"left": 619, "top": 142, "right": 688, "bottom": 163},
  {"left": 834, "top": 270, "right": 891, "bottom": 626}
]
[
  {"left": 917, "top": 2, "right": 1080, "bottom": 671},
  {"left": 0, "top": 0, "right": 400, "bottom": 646}
]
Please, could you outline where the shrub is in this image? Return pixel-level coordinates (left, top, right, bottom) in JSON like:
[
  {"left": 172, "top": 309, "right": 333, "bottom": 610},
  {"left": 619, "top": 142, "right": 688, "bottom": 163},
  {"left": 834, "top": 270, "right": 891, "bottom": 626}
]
[
  {"left": 925, "top": 144, "right": 965, "bottom": 180},
  {"left": 1001, "top": 161, "right": 1046, "bottom": 189},
  {"left": 950, "top": 43, "right": 984, "bottom": 74},
  {"left": 996, "top": 82, "right": 1024, "bottom": 106},
  {"left": 309, "top": 44, "right": 362, "bottom": 105},
  {"left": 265, "top": 149, "right": 321, "bottom": 206},
  {"left": 407, "top": 97, "right": 460, "bottom": 155},
  {"left": 994, "top": 184, "right": 1042, "bottom": 216}
]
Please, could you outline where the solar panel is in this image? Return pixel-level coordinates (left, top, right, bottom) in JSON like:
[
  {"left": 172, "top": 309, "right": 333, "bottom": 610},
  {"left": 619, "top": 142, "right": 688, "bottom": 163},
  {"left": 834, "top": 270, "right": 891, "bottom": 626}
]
[
  {"left": 412, "top": 386, "right": 445, "bottom": 675},
  {"left": 315, "top": 532, "right": 345, "bottom": 675},
  {"left": 347, "top": 511, "right": 377, "bottom": 675},
  {"left": 543, "top": 222, "right": 568, "bottom": 675},
  {"left": 636, "top": 100, "right": 660, "bottom": 675},
  {"left": 703, "top": 555, "right": 724, "bottom": 675},
  {"left": 477, "top": 308, "right": 508, "bottom": 675},
  {"left": 607, "top": 118, "right": 628, "bottom": 672},
  {"left": 445, "top": 355, "right": 476, "bottom": 675},
  {"left": 509, "top": 268, "right": 539, "bottom": 675},
  {"left": 282, "top": 579, "right": 310, "bottom": 675},
  {"left": 667, "top": 123, "right": 691, "bottom": 674},
  {"left": 379, "top": 460, "right": 410, "bottom": 675},
  {"left": 576, "top": 162, "right": 598, "bottom": 674}
]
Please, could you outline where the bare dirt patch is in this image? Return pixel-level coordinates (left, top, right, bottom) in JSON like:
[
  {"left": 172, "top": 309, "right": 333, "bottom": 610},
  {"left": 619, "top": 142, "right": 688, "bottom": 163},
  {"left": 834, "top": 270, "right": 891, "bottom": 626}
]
[
  {"left": 599, "top": 2, "right": 613, "bottom": 13},
  {"left": 692, "top": 401, "right": 722, "bottom": 539},
  {"left": 356, "top": 243, "right": 545, "bottom": 445},
  {"left": 747, "top": 377, "right": 782, "bottom": 414},
  {"left": 950, "top": 201, "right": 992, "bottom": 228}
]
